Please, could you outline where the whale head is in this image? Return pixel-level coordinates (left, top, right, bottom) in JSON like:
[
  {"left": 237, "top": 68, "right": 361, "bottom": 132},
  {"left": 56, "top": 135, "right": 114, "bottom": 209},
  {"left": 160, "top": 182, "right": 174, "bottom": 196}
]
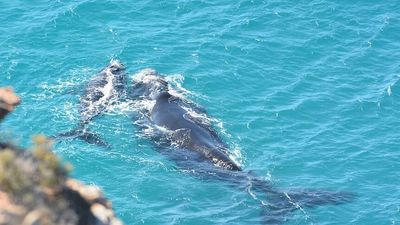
[
  {"left": 108, "top": 60, "right": 125, "bottom": 74},
  {"left": 103, "top": 60, "right": 127, "bottom": 95},
  {"left": 130, "top": 68, "right": 168, "bottom": 100}
]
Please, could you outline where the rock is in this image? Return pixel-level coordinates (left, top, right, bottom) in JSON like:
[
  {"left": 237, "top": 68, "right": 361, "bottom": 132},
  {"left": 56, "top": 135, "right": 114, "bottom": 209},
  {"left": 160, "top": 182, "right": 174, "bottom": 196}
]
[
  {"left": 65, "top": 179, "right": 113, "bottom": 209},
  {"left": 0, "top": 191, "right": 26, "bottom": 225},
  {"left": 66, "top": 179, "right": 102, "bottom": 202},
  {"left": 0, "top": 87, "right": 20, "bottom": 121},
  {"left": 0, "top": 145, "right": 124, "bottom": 225},
  {"left": 91, "top": 203, "right": 111, "bottom": 224}
]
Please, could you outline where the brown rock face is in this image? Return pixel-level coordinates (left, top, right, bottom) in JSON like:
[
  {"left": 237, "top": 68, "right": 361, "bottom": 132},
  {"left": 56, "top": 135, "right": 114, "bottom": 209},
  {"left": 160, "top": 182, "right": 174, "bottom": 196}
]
[
  {"left": 0, "top": 87, "right": 20, "bottom": 121},
  {"left": 65, "top": 179, "right": 123, "bottom": 225}
]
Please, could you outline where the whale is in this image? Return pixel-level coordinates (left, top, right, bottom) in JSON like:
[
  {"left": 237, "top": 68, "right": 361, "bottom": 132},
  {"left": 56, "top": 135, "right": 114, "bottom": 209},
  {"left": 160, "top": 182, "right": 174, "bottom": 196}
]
[
  {"left": 129, "top": 69, "right": 354, "bottom": 224},
  {"left": 54, "top": 60, "right": 126, "bottom": 146}
]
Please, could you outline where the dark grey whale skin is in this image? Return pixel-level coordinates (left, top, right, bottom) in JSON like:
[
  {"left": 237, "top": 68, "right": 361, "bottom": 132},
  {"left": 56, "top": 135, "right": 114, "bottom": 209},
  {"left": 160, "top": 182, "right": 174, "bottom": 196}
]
[
  {"left": 151, "top": 92, "right": 242, "bottom": 171},
  {"left": 129, "top": 70, "right": 355, "bottom": 225}
]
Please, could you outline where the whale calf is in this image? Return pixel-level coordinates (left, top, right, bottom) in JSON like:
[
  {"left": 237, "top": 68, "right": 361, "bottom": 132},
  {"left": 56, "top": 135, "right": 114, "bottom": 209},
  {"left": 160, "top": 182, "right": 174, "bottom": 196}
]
[
  {"left": 129, "top": 69, "right": 354, "bottom": 224},
  {"left": 55, "top": 60, "right": 126, "bottom": 146}
]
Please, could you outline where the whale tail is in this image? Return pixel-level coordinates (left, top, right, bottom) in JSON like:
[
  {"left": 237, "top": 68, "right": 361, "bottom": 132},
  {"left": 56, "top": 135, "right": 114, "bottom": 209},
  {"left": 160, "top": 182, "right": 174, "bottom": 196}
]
[
  {"left": 258, "top": 188, "right": 354, "bottom": 224},
  {"left": 51, "top": 123, "right": 109, "bottom": 147},
  {"left": 243, "top": 174, "right": 355, "bottom": 225}
]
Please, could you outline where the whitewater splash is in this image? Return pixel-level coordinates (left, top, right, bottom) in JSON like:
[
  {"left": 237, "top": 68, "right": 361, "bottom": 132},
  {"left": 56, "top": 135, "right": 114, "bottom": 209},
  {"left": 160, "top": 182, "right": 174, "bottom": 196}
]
[{"left": 51, "top": 60, "right": 126, "bottom": 147}]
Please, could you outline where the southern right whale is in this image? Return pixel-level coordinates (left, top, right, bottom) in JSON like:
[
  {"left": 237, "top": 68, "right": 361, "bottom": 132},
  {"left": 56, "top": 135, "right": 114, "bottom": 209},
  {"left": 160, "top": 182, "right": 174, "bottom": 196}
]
[
  {"left": 129, "top": 69, "right": 354, "bottom": 224},
  {"left": 54, "top": 60, "right": 126, "bottom": 146}
]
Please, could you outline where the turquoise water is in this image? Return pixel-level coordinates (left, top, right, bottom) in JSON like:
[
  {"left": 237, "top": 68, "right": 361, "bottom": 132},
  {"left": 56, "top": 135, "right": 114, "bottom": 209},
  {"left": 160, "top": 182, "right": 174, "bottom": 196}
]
[{"left": 1, "top": 0, "right": 400, "bottom": 224}]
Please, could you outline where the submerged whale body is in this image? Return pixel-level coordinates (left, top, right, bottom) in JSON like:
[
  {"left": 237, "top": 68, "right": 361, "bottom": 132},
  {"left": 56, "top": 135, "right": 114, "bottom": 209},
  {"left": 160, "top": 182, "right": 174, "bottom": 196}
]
[
  {"left": 54, "top": 60, "right": 126, "bottom": 146},
  {"left": 129, "top": 69, "right": 354, "bottom": 224}
]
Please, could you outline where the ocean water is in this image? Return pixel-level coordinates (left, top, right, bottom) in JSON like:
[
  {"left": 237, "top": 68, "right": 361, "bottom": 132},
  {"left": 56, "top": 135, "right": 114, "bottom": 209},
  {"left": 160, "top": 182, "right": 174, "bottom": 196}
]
[{"left": 1, "top": 0, "right": 400, "bottom": 224}]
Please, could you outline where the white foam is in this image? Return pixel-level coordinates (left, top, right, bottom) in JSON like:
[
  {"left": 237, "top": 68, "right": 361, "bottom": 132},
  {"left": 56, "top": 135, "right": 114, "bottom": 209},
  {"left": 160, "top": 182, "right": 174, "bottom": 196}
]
[
  {"left": 387, "top": 85, "right": 392, "bottom": 96},
  {"left": 132, "top": 68, "right": 159, "bottom": 83},
  {"left": 84, "top": 67, "right": 120, "bottom": 116},
  {"left": 165, "top": 73, "right": 190, "bottom": 98},
  {"left": 101, "top": 69, "right": 116, "bottom": 100}
]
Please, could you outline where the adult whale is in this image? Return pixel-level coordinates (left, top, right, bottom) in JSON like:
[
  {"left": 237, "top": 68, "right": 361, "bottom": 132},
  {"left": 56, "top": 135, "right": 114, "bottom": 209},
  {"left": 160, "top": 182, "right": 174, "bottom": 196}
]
[
  {"left": 129, "top": 69, "right": 354, "bottom": 224},
  {"left": 54, "top": 60, "right": 126, "bottom": 146}
]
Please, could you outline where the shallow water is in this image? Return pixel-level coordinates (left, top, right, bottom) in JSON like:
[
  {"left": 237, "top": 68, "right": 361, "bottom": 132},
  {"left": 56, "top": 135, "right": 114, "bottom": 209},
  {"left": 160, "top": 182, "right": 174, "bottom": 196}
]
[{"left": 1, "top": 1, "right": 400, "bottom": 224}]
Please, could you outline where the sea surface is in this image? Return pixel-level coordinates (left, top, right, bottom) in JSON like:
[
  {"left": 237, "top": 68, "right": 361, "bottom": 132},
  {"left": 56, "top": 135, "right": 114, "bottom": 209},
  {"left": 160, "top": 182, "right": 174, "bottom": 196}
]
[{"left": 1, "top": 1, "right": 399, "bottom": 224}]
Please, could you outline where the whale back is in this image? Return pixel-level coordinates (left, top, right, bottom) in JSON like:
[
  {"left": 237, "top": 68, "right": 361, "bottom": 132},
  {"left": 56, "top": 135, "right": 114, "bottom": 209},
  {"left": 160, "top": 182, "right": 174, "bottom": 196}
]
[{"left": 127, "top": 69, "right": 242, "bottom": 171}]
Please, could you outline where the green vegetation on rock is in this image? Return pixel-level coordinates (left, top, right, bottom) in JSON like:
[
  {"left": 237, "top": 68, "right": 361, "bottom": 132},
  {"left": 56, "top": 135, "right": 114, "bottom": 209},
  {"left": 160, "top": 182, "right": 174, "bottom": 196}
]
[
  {"left": 0, "top": 136, "right": 67, "bottom": 198},
  {"left": 0, "top": 87, "right": 123, "bottom": 225}
]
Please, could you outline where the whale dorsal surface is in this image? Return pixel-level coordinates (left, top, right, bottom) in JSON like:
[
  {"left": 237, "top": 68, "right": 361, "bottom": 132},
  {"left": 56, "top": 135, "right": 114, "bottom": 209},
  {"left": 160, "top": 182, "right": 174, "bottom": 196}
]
[
  {"left": 129, "top": 69, "right": 354, "bottom": 224},
  {"left": 130, "top": 70, "right": 241, "bottom": 171},
  {"left": 151, "top": 91, "right": 241, "bottom": 171}
]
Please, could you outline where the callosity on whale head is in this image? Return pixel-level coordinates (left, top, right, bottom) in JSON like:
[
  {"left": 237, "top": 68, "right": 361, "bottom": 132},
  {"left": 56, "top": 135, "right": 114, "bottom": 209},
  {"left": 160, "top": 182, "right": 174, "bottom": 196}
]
[
  {"left": 105, "top": 60, "right": 126, "bottom": 93},
  {"left": 108, "top": 60, "right": 125, "bottom": 73},
  {"left": 130, "top": 68, "right": 168, "bottom": 100}
]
